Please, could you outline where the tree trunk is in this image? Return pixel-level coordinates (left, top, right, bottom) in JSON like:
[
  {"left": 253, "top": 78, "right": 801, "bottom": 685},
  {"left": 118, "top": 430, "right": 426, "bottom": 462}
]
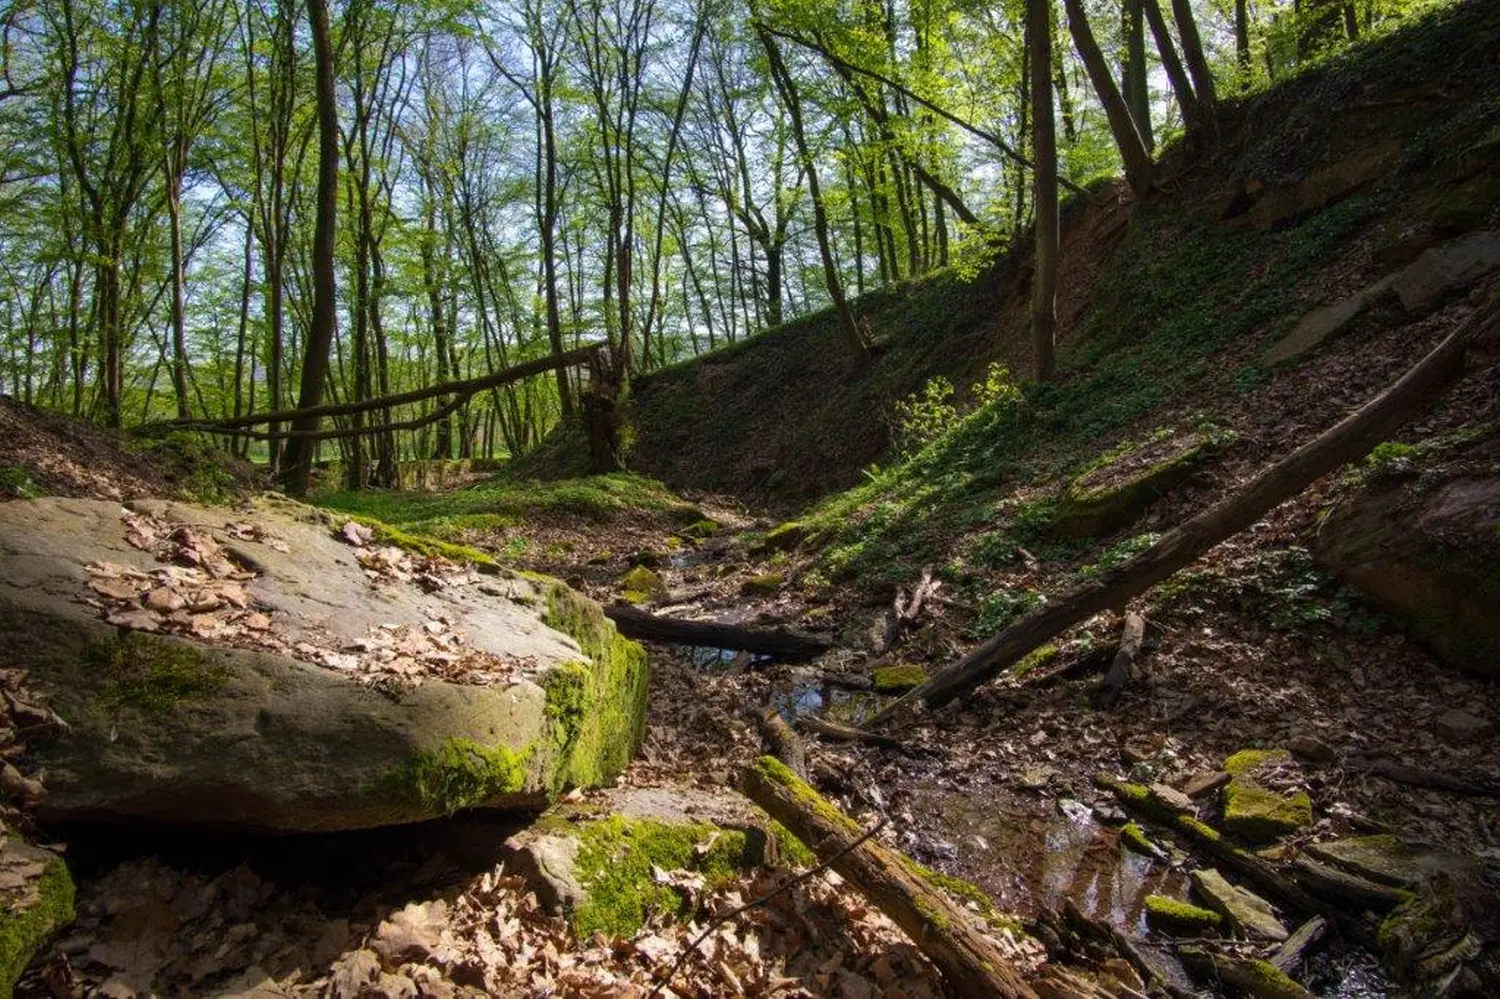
[
  {"left": 759, "top": 29, "right": 867, "bottom": 360},
  {"left": 603, "top": 605, "right": 832, "bottom": 660},
  {"left": 1063, "top": 0, "right": 1154, "bottom": 198},
  {"left": 1235, "top": 0, "right": 1252, "bottom": 88},
  {"left": 869, "top": 293, "right": 1500, "bottom": 725},
  {"left": 279, "top": 0, "right": 339, "bottom": 496},
  {"left": 1141, "top": 0, "right": 1201, "bottom": 132},
  {"left": 742, "top": 758, "right": 1038, "bottom": 998},
  {"left": 1122, "top": 0, "right": 1153, "bottom": 151},
  {"left": 1029, "top": 0, "right": 1059, "bottom": 382},
  {"left": 1171, "top": 0, "right": 1218, "bottom": 110}
]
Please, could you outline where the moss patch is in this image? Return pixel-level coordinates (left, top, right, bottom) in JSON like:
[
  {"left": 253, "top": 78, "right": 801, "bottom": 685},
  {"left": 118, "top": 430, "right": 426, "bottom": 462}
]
[
  {"left": 1223, "top": 748, "right": 1290, "bottom": 776},
  {"left": 619, "top": 566, "right": 666, "bottom": 604},
  {"left": 1144, "top": 894, "right": 1223, "bottom": 933},
  {"left": 1120, "top": 822, "right": 1161, "bottom": 856},
  {"left": 569, "top": 816, "right": 753, "bottom": 939},
  {"left": 1224, "top": 779, "right": 1313, "bottom": 843},
  {"left": 750, "top": 756, "right": 861, "bottom": 835},
  {"left": 0, "top": 857, "right": 75, "bottom": 994},
  {"left": 757, "top": 521, "right": 817, "bottom": 553},
  {"left": 539, "top": 580, "right": 650, "bottom": 792},
  {"left": 1012, "top": 644, "right": 1060, "bottom": 679},
  {"left": 740, "top": 573, "right": 784, "bottom": 597},
  {"left": 872, "top": 664, "right": 928, "bottom": 693},
  {"left": 382, "top": 738, "right": 530, "bottom": 815},
  {"left": 88, "top": 634, "right": 229, "bottom": 714}
]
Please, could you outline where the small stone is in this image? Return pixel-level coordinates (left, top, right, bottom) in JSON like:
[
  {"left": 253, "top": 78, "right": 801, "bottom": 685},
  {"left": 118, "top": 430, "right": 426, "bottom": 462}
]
[
  {"left": 1223, "top": 778, "right": 1313, "bottom": 843},
  {"left": 1180, "top": 770, "right": 1232, "bottom": 799},
  {"left": 1149, "top": 782, "right": 1195, "bottom": 814},
  {"left": 1017, "top": 765, "right": 1057, "bottom": 791},
  {"left": 1286, "top": 736, "right": 1336, "bottom": 763},
  {"left": 1191, "top": 868, "right": 1289, "bottom": 941},
  {"left": 1092, "top": 803, "right": 1128, "bottom": 826},
  {"left": 739, "top": 572, "right": 784, "bottom": 597},
  {"left": 1435, "top": 709, "right": 1493, "bottom": 746}
]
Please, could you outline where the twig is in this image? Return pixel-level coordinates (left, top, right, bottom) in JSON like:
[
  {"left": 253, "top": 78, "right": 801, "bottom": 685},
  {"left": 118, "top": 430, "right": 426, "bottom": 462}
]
[{"left": 646, "top": 817, "right": 889, "bottom": 999}]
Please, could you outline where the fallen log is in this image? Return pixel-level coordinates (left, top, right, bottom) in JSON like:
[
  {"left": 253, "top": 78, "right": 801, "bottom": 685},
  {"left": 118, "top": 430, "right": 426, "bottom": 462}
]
[
  {"left": 1096, "top": 611, "right": 1147, "bottom": 708},
  {"left": 1271, "top": 916, "right": 1329, "bottom": 974},
  {"left": 602, "top": 605, "right": 832, "bottom": 660},
  {"left": 742, "top": 756, "right": 1038, "bottom": 998},
  {"left": 758, "top": 705, "right": 808, "bottom": 779},
  {"left": 869, "top": 290, "right": 1500, "bottom": 728},
  {"left": 1352, "top": 755, "right": 1500, "bottom": 798},
  {"left": 796, "top": 715, "right": 910, "bottom": 752},
  {"left": 1179, "top": 946, "right": 1312, "bottom": 999}
]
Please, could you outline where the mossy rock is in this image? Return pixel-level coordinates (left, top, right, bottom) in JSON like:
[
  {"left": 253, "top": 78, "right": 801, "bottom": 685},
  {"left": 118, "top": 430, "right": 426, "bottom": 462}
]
[
  {"left": 506, "top": 786, "right": 785, "bottom": 939},
  {"left": 0, "top": 837, "right": 75, "bottom": 996},
  {"left": 1224, "top": 779, "right": 1313, "bottom": 843},
  {"left": 872, "top": 664, "right": 928, "bottom": 693},
  {"left": 1144, "top": 894, "right": 1223, "bottom": 934},
  {"left": 1224, "top": 748, "right": 1292, "bottom": 776},
  {"left": 678, "top": 518, "right": 719, "bottom": 540},
  {"left": 1120, "top": 822, "right": 1163, "bottom": 857},
  {"left": 619, "top": 565, "right": 667, "bottom": 604},
  {"left": 755, "top": 521, "right": 819, "bottom": 554},
  {"left": 1306, "top": 835, "right": 1426, "bottom": 888},
  {"left": 1051, "top": 427, "right": 1234, "bottom": 540},
  {"left": 740, "top": 572, "right": 784, "bottom": 597}
]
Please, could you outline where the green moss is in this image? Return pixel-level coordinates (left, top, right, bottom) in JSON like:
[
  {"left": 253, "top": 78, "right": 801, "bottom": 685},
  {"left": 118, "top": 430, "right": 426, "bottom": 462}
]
[
  {"left": 740, "top": 573, "right": 784, "bottom": 597},
  {"left": 767, "top": 820, "right": 818, "bottom": 868},
  {"left": 758, "top": 521, "right": 816, "bottom": 553},
  {"left": 1120, "top": 822, "right": 1161, "bottom": 856},
  {"left": 539, "top": 580, "right": 650, "bottom": 792},
  {"left": 1012, "top": 644, "right": 1059, "bottom": 679},
  {"left": 872, "top": 664, "right": 928, "bottom": 693},
  {"left": 1052, "top": 427, "right": 1235, "bottom": 539},
  {"left": 1228, "top": 958, "right": 1313, "bottom": 999},
  {"left": 0, "top": 858, "right": 75, "bottom": 994},
  {"left": 88, "top": 634, "right": 229, "bottom": 714},
  {"left": 1144, "top": 894, "right": 1223, "bottom": 932},
  {"left": 1223, "top": 778, "right": 1313, "bottom": 843},
  {"left": 751, "top": 756, "right": 860, "bottom": 835},
  {"left": 569, "top": 816, "right": 753, "bottom": 939},
  {"left": 1224, "top": 748, "right": 1290, "bottom": 776},
  {"left": 386, "top": 738, "right": 530, "bottom": 815},
  {"left": 0, "top": 467, "right": 44, "bottom": 499},
  {"left": 351, "top": 515, "right": 501, "bottom": 571},
  {"left": 619, "top": 565, "right": 666, "bottom": 604},
  {"left": 680, "top": 518, "right": 719, "bottom": 539}
]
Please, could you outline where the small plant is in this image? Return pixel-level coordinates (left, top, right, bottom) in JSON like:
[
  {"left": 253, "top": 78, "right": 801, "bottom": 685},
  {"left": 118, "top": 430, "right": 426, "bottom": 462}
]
[
  {"left": 970, "top": 588, "right": 1045, "bottom": 638},
  {"left": 891, "top": 375, "right": 959, "bottom": 459},
  {"left": 0, "top": 466, "right": 44, "bottom": 499}
]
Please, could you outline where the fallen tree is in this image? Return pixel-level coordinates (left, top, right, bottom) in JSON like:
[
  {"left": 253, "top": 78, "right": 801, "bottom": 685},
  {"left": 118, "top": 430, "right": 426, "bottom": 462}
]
[
  {"left": 603, "top": 605, "right": 832, "bottom": 660},
  {"left": 155, "top": 345, "right": 601, "bottom": 437},
  {"left": 868, "top": 290, "right": 1500, "bottom": 727},
  {"left": 742, "top": 756, "right": 1038, "bottom": 998}
]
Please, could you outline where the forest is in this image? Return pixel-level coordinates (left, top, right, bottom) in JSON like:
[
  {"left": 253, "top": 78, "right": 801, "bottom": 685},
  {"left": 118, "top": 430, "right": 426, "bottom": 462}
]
[{"left": 0, "top": 0, "right": 1497, "bottom": 995}]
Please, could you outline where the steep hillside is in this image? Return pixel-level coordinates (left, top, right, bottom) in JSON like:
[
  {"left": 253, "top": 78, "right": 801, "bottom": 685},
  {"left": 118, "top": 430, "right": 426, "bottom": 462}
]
[{"left": 626, "top": 0, "right": 1500, "bottom": 511}]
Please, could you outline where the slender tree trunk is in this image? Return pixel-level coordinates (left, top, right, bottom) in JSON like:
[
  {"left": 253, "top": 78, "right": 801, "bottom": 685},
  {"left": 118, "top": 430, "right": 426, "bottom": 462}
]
[
  {"left": 1029, "top": 0, "right": 1059, "bottom": 383},
  {"left": 1123, "top": 0, "right": 1153, "bottom": 152},
  {"left": 164, "top": 170, "right": 190, "bottom": 419},
  {"left": 280, "top": 0, "right": 339, "bottom": 496},
  {"left": 1064, "top": 0, "right": 1154, "bottom": 198},
  {"left": 1235, "top": 0, "right": 1252, "bottom": 88},
  {"left": 1171, "top": 0, "right": 1218, "bottom": 110},
  {"left": 1142, "top": 0, "right": 1201, "bottom": 131},
  {"left": 759, "top": 29, "right": 867, "bottom": 360}
]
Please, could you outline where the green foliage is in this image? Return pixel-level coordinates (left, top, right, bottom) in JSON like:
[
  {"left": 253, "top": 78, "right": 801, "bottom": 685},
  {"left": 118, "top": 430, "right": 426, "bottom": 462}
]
[
  {"left": 0, "top": 467, "right": 44, "bottom": 499},
  {"left": 128, "top": 432, "right": 244, "bottom": 504},
  {"left": 0, "top": 858, "right": 76, "bottom": 994},
  {"left": 970, "top": 588, "right": 1044, "bottom": 639},
  {"left": 1076, "top": 533, "right": 1163, "bottom": 580}
]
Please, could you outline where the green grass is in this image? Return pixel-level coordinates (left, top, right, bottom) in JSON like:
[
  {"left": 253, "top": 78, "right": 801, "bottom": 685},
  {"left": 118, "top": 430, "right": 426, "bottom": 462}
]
[{"left": 314, "top": 472, "right": 702, "bottom": 541}]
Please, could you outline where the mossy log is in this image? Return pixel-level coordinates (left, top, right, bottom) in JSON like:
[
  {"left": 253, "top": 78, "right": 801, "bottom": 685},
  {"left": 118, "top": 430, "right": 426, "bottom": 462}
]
[
  {"left": 602, "top": 605, "right": 831, "bottom": 660},
  {"left": 1178, "top": 946, "right": 1313, "bottom": 999},
  {"left": 742, "top": 756, "right": 1037, "bottom": 998},
  {"left": 868, "top": 292, "right": 1500, "bottom": 726},
  {"left": 758, "top": 705, "right": 808, "bottom": 779}
]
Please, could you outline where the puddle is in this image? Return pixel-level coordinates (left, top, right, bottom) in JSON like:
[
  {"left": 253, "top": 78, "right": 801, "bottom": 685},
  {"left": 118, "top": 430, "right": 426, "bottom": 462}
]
[{"left": 772, "top": 674, "right": 885, "bottom": 725}]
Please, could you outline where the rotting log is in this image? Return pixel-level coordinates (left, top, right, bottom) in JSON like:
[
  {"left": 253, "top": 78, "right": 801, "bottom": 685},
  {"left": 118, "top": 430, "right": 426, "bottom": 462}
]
[
  {"left": 869, "top": 290, "right": 1500, "bottom": 729},
  {"left": 1179, "top": 946, "right": 1312, "bottom": 999},
  {"left": 1272, "top": 917, "right": 1329, "bottom": 974},
  {"left": 796, "top": 715, "right": 910, "bottom": 752},
  {"left": 1351, "top": 755, "right": 1500, "bottom": 798},
  {"left": 758, "top": 705, "right": 808, "bottom": 779},
  {"left": 603, "top": 605, "right": 831, "bottom": 660},
  {"left": 1096, "top": 611, "right": 1146, "bottom": 708},
  {"left": 742, "top": 756, "right": 1038, "bottom": 998}
]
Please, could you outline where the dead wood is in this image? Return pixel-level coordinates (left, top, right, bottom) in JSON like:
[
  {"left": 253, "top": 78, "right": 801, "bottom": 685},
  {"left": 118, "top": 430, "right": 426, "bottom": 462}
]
[
  {"left": 1352, "top": 755, "right": 1500, "bottom": 798},
  {"left": 1272, "top": 916, "right": 1329, "bottom": 974},
  {"left": 602, "top": 605, "right": 832, "bottom": 660},
  {"left": 758, "top": 705, "right": 808, "bottom": 779},
  {"left": 1095, "top": 611, "right": 1147, "bottom": 708},
  {"left": 742, "top": 757, "right": 1038, "bottom": 998},
  {"left": 869, "top": 291, "right": 1500, "bottom": 729},
  {"left": 796, "top": 715, "right": 909, "bottom": 752},
  {"left": 894, "top": 567, "right": 941, "bottom": 627},
  {"left": 1179, "top": 947, "right": 1313, "bottom": 999}
]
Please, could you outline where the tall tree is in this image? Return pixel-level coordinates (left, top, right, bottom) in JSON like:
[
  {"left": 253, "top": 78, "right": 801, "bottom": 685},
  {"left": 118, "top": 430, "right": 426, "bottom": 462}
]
[
  {"left": 1062, "top": 0, "right": 1153, "bottom": 197},
  {"left": 1028, "top": 0, "right": 1058, "bottom": 382},
  {"left": 279, "top": 0, "right": 338, "bottom": 495}
]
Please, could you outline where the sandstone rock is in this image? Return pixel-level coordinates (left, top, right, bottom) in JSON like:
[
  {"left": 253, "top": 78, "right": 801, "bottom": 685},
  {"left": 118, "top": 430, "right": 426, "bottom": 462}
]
[
  {"left": 1316, "top": 435, "right": 1500, "bottom": 680},
  {"left": 1266, "top": 274, "right": 1396, "bottom": 364},
  {"left": 1392, "top": 231, "right": 1500, "bottom": 313},
  {"left": 1, "top": 496, "right": 648, "bottom": 832},
  {"left": 1223, "top": 779, "right": 1313, "bottom": 843},
  {"left": 1435, "top": 709, "right": 1494, "bottom": 745},
  {"left": 1179, "top": 770, "right": 1232, "bottom": 799},
  {"left": 1191, "top": 868, "right": 1289, "bottom": 942},
  {"left": 1286, "top": 736, "right": 1336, "bottom": 763},
  {"left": 740, "top": 572, "right": 784, "bottom": 597},
  {"left": 619, "top": 565, "right": 667, "bottom": 603},
  {"left": 1305, "top": 835, "right": 1427, "bottom": 888},
  {"left": 1148, "top": 782, "right": 1196, "bottom": 814}
]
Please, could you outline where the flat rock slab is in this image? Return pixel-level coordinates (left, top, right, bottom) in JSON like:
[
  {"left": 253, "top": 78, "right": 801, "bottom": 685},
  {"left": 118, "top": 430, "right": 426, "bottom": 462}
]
[
  {"left": 1191, "top": 868, "right": 1289, "bottom": 942},
  {"left": 1392, "top": 231, "right": 1500, "bottom": 313},
  {"left": 0, "top": 496, "right": 648, "bottom": 832}
]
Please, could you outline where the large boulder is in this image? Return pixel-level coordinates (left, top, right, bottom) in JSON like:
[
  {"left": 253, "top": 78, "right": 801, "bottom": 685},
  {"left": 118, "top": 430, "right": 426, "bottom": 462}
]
[
  {"left": 1316, "top": 432, "right": 1500, "bottom": 680},
  {"left": 0, "top": 495, "right": 648, "bottom": 832}
]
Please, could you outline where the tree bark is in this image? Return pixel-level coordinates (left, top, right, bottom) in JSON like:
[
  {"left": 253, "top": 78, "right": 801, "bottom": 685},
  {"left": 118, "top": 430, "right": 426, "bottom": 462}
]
[
  {"left": 742, "top": 758, "right": 1037, "bottom": 998},
  {"left": 1122, "top": 0, "right": 1153, "bottom": 151},
  {"left": 868, "top": 292, "right": 1500, "bottom": 726},
  {"left": 279, "top": 0, "right": 339, "bottom": 496},
  {"left": 1170, "top": 0, "right": 1218, "bottom": 111},
  {"left": 1062, "top": 0, "right": 1154, "bottom": 198},
  {"left": 1028, "top": 0, "right": 1059, "bottom": 383},
  {"left": 1141, "top": 0, "right": 1201, "bottom": 132},
  {"left": 603, "top": 605, "right": 832, "bottom": 660},
  {"left": 1096, "top": 611, "right": 1146, "bottom": 708}
]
